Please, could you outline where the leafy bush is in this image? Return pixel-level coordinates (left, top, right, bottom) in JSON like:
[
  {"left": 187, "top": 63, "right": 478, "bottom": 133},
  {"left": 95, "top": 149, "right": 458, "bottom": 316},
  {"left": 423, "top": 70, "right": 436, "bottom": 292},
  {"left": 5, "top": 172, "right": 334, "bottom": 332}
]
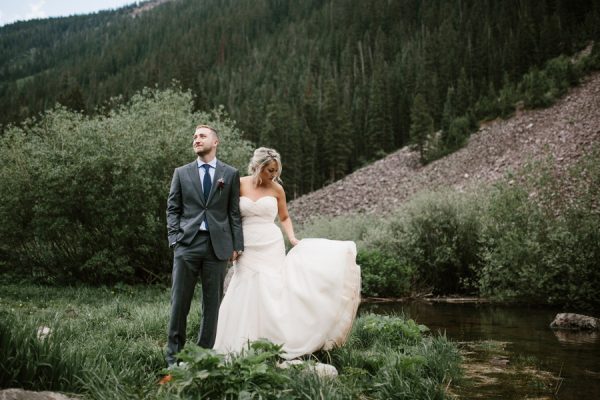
[
  {"left": 477, "top": 182, "right": 551, "bottom": 302},
  {"left": 0, "top": 87, "right": 253, "bottom": 284},
  {"left": 159, "top": 340, "right": 289, "bottom": 399},
  {"left": 296, "top": 213, "right": 372, "bottom": 244},
  {"left": 519, "top": 67, "right": 555, "bottom": 108},
  {"left": 357, "top": 249, "right": 415, "bottom": 298},
  {"left": 444, "top": 115, "right": 472, "bottom": 151},
  {"left": 477, "top": 150, "right": 600, "bottom": 309},
  {"left": 544, "top": 55, "right": 581, "bottom": 97},
  {"left": 365, "top": 191, "right": 484, "bottom": 295}
]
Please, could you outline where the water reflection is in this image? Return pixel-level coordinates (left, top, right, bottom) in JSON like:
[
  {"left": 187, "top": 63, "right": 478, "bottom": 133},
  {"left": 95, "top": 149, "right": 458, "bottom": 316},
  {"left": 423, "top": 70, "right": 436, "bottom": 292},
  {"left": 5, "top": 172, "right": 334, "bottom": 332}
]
[
  {"left": 552, "top": 329, "right": 598, "bottom": 344},
  {"left": 360, "top": 301, "right": 600, "bottom": 400}
]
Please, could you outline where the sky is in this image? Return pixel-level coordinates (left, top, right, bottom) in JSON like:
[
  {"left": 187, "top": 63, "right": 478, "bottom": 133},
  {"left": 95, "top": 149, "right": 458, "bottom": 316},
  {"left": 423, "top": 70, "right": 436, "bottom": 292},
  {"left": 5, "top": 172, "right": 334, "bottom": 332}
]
[{"left": 0, "top": 0, "right": 139, "bottom": 26}]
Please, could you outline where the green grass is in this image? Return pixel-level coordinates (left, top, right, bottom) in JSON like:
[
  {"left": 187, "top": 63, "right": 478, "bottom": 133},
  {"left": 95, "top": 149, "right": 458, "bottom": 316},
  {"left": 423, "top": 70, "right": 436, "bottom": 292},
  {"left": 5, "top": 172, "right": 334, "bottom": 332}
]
[
  {"left": 0, "top": 284, "right": 172, "bottom": 399},
  {"left": 0, "top": 284, "right": 462, "bottom": 399}
]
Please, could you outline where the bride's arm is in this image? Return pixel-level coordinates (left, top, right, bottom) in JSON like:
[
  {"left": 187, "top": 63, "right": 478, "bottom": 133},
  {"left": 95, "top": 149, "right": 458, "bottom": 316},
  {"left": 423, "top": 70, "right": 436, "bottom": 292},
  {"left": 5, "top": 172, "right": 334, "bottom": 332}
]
[{"left": 275, "top": 184, "right": 300, "bottom": 246}]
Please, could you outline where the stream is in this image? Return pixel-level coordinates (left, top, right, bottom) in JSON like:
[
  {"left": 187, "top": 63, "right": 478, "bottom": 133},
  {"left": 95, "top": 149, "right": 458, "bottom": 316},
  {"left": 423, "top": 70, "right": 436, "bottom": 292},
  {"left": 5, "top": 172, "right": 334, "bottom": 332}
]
[{"left": 361, "top": 301, "right": 600, "bottom": 399}]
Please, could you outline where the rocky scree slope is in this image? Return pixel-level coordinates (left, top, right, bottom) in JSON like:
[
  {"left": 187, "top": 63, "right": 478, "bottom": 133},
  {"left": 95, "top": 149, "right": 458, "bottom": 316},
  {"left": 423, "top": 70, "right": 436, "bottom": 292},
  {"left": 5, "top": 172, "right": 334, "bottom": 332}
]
[{"left": 289, "top": 72, "right": 600, "bottom": 224}]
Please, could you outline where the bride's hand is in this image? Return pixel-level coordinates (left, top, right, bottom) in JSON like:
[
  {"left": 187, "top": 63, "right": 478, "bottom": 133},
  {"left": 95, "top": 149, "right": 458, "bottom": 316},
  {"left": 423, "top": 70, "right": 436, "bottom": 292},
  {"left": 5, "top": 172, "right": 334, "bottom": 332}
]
[{"left": 289, "top": 237, "right": 300, "bottom": 246}]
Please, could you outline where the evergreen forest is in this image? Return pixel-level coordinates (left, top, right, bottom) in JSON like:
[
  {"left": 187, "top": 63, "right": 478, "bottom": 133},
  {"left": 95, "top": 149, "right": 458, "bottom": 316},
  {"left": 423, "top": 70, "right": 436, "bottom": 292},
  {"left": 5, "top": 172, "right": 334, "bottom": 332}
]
[{"left": 1, "top": 0, "right": 599, "bottom": 197}]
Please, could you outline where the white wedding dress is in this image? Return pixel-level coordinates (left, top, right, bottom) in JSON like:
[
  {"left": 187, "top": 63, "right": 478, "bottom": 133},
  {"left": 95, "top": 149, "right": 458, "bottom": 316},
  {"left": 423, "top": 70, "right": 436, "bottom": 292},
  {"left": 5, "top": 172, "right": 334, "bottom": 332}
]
[{"left": 213, "top": 196, "right": 361, "bottom": 359}]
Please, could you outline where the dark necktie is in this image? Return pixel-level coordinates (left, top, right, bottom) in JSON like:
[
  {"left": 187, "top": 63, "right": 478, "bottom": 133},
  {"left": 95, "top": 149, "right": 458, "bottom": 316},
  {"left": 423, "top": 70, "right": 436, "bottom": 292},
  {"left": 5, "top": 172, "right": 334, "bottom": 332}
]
[
  {"left": 202, "top": 164, "right": 212, "bottom": 200},
  {"left": 202, "top": 164, "right": 212, "bottom": 230}
]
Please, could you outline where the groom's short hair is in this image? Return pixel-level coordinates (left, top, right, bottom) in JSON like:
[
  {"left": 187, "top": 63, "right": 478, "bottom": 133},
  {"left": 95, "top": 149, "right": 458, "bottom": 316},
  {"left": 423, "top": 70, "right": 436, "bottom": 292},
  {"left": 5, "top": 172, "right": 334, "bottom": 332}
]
[{"left": 195, "top": 124, "right": 219, "bottom": 139}]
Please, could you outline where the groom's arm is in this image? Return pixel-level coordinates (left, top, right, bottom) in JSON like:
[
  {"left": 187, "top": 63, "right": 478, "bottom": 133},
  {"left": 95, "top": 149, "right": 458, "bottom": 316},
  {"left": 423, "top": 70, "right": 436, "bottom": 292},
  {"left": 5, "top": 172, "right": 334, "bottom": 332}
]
[
  {"left": 228, "top": 169, "right": 244, "bottom": 252},
  {"left": 166, "top": 168, "right": 182, "bottom": 247}
]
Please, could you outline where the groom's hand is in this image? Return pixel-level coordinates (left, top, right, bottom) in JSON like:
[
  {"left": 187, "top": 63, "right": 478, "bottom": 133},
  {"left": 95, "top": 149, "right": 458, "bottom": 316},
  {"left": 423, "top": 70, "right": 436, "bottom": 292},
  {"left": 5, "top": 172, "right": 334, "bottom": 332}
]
[{"left": 231, "top": 250, "right": 241, "bottom": 262}]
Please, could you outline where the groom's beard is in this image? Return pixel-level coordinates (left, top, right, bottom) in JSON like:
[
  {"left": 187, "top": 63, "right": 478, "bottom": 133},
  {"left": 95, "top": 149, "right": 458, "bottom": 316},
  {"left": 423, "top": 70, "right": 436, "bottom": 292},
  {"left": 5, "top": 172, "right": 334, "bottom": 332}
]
[{"left": 194, "top": 147, "right": 214, "bottom": 157}]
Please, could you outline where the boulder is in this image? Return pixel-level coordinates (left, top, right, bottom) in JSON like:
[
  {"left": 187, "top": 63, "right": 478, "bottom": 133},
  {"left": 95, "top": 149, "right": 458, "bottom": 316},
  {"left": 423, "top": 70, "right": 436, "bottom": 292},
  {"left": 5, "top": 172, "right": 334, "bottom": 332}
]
[
  {"left": 0, "top": 389, "right": 76, "bottom": 400},
  {"left": 550, "top": 313, "right": 600, "bottom": 331}
]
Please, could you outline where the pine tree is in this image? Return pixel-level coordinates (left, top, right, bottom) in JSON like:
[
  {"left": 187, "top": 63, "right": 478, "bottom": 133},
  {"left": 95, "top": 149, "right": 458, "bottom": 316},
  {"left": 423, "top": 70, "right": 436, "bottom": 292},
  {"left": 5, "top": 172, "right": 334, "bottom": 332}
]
[
  {"left": 409, "top": 93, "right": 434, "bottom": 163},
  {"left": 441, "top": 86, "right": 457, "bottom": 133}
]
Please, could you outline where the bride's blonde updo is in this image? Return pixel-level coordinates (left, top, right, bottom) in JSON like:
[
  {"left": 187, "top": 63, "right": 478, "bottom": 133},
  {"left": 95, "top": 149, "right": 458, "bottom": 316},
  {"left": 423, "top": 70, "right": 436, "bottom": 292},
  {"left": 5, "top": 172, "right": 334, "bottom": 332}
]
[{"left": 248, "top": 147, "right": 283, "bottom": 186}]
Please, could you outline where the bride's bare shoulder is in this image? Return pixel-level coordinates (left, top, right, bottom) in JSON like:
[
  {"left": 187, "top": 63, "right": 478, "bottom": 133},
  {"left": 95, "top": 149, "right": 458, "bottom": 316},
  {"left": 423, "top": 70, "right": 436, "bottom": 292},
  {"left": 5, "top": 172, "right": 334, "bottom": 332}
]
[{"left": 273, "top": 182, "right": 286, "bottom": 198}]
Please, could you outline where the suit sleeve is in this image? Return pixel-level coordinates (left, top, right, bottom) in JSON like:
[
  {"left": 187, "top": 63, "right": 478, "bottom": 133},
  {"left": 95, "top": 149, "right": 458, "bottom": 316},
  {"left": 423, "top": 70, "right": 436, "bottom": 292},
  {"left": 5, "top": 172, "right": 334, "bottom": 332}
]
[
  {"left": 166, "top": 168, "right": 182, "bottom": 247},
  {"left": 229, "top": 169, "right": 244, "bottom": 251}
]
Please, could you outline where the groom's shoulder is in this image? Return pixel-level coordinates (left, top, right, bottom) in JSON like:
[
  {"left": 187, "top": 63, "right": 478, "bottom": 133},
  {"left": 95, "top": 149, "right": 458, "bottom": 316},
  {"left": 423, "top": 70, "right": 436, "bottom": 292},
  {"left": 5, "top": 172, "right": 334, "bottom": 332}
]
[
  {"left": 174, "top": 160, "right": 197, "bottom": 171},
  {"left": 218, "top": 160, "right": 239, "bottom": 174}
]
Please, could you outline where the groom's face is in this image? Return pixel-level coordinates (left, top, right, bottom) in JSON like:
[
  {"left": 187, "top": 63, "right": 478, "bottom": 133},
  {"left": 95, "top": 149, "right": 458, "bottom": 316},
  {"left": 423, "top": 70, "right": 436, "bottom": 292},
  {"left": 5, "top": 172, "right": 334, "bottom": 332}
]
[{"left": 193, "top": 127, "right": 218, "bottom": 156}]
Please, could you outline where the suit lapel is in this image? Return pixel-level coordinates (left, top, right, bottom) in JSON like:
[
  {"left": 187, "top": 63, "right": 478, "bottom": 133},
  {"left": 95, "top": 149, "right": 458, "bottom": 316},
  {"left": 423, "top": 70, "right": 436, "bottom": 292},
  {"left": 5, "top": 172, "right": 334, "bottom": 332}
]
[
  {"left": 186, "top": 161, "right": 205, "bottom": 206},
  {"left": 206, "top": 160, "right": 224, "bottom": 205}
]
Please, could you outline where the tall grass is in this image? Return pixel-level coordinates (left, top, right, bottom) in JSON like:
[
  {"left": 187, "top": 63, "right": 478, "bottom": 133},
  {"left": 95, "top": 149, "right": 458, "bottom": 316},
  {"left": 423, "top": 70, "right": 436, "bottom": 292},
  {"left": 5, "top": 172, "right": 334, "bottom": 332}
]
[
  {"left": 159, "top": 313, "right": 461, "bottom": 399},
  {"left": 0, "top": 284, "right": 170, "bottom": 399},
  {"left": 1, "top": 285, "right": 461, "bottom": 399}
]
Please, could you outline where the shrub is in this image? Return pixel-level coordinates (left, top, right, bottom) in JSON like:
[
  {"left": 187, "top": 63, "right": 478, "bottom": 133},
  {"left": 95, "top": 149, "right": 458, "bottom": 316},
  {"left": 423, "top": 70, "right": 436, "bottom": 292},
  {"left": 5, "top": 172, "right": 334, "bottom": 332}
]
[
  {"left": 443, "top": 115, "right": 472, "bottom": 151},
  {"left": 365, "top": 191, "right": 484, "bottom": 295},
  {"left": 545, "top": 55, "right": 581, "bottom": 97},
  {"left": 478, "top": 150, "right": 600, "bottom": 309},
  {"left": 519, "top": 68, "right": 554, "bottom": 108},
  {"left": 159, "top": 340, "right": 290, "bottom": 399},
  {"left": 357, "top": 249, "right": 415, "bottom": 298},
  {"left": 0, "top": 87, "right": 253, "bottom": 284},
  {"left": 296, "top": 213, "right": 372, "bottom": 245}
]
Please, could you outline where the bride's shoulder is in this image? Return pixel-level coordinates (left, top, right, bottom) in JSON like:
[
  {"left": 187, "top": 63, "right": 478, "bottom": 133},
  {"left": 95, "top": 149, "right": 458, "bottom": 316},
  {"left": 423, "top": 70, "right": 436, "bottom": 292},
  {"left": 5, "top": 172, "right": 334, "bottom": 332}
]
[{"left": 273, "top": 182, "right": 286, "bottom": 198}]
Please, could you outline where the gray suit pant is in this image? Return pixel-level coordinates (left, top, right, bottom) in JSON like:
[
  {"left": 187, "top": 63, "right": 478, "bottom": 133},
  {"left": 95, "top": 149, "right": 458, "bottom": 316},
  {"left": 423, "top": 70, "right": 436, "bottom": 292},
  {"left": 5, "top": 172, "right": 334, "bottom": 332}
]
[{"left": 166, "top": 231, "right": 226, "bottom": 366}]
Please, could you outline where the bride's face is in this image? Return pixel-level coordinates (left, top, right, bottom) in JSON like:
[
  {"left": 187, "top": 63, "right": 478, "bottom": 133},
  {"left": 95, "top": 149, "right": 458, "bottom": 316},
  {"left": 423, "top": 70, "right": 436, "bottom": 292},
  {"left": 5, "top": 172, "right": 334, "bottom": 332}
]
[{"left": 260, "top": 160, "right": 279, "bottom": 183}]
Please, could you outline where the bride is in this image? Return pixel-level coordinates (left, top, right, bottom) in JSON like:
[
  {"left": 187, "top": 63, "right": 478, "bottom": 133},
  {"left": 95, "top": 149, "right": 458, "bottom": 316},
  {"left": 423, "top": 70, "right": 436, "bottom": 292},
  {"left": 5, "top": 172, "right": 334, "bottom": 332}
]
[{"left": 213, "top": 147, "right": 361, "bottom": 359}]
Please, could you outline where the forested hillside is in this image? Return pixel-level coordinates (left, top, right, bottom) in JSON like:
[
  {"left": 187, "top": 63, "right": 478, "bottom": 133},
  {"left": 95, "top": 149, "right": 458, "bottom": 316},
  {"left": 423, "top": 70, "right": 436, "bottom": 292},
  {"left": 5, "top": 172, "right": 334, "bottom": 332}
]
[{"left": 1, "top": 0, "right": 599, "bottom": 197}]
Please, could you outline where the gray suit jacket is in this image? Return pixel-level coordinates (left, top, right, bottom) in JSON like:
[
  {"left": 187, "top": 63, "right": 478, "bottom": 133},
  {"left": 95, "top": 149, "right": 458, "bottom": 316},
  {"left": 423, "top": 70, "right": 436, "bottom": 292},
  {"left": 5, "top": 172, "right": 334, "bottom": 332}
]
[{"left": 166, "top": 159, "right": 243, "bottom": 260}]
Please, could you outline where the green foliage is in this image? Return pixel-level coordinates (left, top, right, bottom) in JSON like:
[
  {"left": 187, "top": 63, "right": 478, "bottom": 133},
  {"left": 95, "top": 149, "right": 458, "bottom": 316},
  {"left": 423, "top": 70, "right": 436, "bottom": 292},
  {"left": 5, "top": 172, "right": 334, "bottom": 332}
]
[
  {"left": 364, "top": 191, "right": 484, "bottom": 295},
  {"left": 477, "top": 182, "right": 552, "bottom": 303},
  {"left": 298, "top": 148, "right": 600, "bottom": 309},
  {"left": 159, "top": 341, "right": 289, "bottom": 399},
  {"left": 477, "top": 150, "right": 600, "bottom": 309},
  {"left": 353, "top": 313, "right": 429, "bottom": 348},
  {"left": 0, "top": 284, "right": 168, "bottom": 399},
  {"left": 580, "top": 42, "right": 600, "bottom": 72},
  {"left": 297, "top": 213, "right": 372, "bottom": 244},
  {"left": 330, "top": 313, "right": 461, "bottom": 399},
  {"left": 0, "top": 87, "right": 253, "bottom": 283},
  {"left": 1, "top": 284, "right": 463, "bottom": 399},
  {"left": 519, "top": 68, "right": 555, "bottom": 108},
  {"left": 519, "top": 55, "right": 583, "bottom": 109},
  {"left": 409, "top": 93, "right": 435, "bottom": 163},
  {"left": 357, "top": 250, "right": 415, "bottom": 298},
  {"left": 497, "top": 74, "right": 519, "bottom": 118},
  {"left": 444, "top": 115, "right": 472, "bottom": 151},
  {"left": 0, "top": 313, "right": 88, "bottom": 391},
  {"left": 2, "top": 0, "right": 596, "bottom": 195}
]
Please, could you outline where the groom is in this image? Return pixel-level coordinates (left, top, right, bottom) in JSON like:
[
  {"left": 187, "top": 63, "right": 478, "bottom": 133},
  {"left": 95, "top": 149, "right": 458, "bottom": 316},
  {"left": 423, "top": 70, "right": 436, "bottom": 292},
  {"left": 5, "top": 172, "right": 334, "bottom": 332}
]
[{"left": 165, "top": 124, "right": 244, "bottom": 367}]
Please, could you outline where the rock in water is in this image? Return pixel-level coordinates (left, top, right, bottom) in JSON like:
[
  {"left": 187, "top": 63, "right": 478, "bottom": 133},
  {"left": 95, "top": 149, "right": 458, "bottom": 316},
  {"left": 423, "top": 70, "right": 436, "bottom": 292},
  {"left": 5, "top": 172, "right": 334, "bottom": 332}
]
[{"left": 550, "top": 313, "right": 600, "bottom": 331}]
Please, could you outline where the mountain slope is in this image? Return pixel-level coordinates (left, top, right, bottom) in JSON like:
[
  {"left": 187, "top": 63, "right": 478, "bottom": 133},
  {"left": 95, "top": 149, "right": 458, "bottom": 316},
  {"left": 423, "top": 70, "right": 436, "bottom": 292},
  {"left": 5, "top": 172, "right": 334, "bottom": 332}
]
[
  {"left": 2, "top": 0, "right": 598, "bottom": 198},
  {"left": 289, "top": 72, "right": 600, "bottom": 223}
]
